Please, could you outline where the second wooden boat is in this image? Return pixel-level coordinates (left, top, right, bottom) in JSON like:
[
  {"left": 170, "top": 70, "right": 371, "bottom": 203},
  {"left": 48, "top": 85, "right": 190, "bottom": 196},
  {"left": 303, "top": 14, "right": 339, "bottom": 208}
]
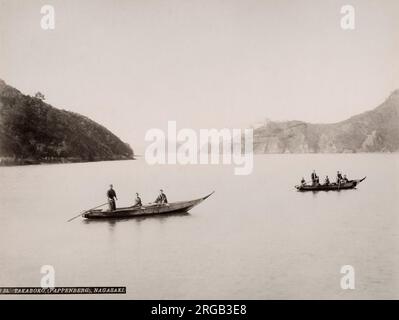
[{"left": 295, "top": 177, "right": 366, "bottom": 192}]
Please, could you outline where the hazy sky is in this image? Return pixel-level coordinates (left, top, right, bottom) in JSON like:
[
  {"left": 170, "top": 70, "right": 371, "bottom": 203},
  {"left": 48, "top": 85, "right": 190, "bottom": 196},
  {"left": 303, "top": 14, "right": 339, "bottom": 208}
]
[{"left": 1, "top": 0, "right": 398, "bottom": 152}]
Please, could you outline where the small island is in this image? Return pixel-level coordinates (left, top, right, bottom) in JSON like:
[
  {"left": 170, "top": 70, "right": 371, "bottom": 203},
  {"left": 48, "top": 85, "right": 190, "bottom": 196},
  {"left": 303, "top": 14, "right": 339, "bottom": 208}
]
[{"left": 0, "top": 79, "right": 134, "bottom": 166}]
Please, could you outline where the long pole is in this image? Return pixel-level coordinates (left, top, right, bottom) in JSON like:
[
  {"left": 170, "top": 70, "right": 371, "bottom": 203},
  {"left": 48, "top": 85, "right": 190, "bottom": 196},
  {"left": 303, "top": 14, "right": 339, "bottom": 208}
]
[{"left": 67, "top": 202, "right": 108, "bottom": 222}]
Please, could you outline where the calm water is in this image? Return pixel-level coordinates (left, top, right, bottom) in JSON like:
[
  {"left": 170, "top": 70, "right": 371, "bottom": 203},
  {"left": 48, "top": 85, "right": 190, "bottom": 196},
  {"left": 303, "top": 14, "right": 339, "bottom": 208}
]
[{"left": 0, "top": 154, "right": 398, "bottom": 299}]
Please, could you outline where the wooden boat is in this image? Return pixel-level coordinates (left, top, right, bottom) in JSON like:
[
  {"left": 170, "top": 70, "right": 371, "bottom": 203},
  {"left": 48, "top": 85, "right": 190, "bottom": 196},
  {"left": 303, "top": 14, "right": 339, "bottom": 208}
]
[
  {"left": 82, "top": 192, "right": 214, "bottom": 219},
  {"left": 295, "top": 177, "right": 366, "bottom": 192}
]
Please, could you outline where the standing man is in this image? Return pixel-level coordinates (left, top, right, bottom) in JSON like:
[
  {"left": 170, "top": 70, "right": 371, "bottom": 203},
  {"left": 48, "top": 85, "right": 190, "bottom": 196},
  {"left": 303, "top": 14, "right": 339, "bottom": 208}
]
[
  {"left": 337, "top": 171, "right": 343, "bottom": 183},
  {"left": 311, "top": 170, "right": 317, "bottom": 185},
  {"left": 155, "top": 189, "right": 168, "bottom": 204},
  {"left": 107, "top": 184, "right": 118, "bottom": 211}
]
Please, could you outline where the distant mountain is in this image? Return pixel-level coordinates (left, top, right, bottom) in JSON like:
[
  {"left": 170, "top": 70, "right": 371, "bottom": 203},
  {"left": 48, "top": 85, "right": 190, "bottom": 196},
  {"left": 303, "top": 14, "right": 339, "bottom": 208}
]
[
  {"left": 0, "top": 79, "right": 134, "bottom": 165},
  {"left": 253, "top": 90, "right": 399, "bottom": 153}
]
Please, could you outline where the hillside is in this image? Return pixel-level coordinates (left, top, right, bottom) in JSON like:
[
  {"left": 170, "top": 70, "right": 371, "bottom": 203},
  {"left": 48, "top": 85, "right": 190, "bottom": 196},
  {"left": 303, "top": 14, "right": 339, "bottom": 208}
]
[
  {"left": 0, "top": 79, "right": 134, "bottom": 165},
  {"left": 253, "top": 90, "right": 399, "bottom": 153}
]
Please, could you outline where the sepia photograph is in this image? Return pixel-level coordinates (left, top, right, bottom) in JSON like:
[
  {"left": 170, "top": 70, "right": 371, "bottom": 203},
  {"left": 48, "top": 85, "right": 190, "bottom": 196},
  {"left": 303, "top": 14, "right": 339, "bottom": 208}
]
[{"left": 0, "top": 0, "right": 398, "bottom": 312}]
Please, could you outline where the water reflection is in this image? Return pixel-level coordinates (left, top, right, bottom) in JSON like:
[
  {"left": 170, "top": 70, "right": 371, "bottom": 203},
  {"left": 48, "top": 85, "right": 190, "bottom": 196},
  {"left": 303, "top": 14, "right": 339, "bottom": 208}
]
[{"left": 82, "top": 212, "right": 191, "bottom": 226}]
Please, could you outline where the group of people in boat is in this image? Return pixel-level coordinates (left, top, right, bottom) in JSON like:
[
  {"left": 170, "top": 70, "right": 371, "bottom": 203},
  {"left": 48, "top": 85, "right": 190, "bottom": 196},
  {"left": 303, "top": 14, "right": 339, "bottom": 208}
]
[
  {"left": 300, "top": 170, "right": 350, "bottom": 187},
  {"left": 107, "top": 184, "right": 168, "bottom": 211}
]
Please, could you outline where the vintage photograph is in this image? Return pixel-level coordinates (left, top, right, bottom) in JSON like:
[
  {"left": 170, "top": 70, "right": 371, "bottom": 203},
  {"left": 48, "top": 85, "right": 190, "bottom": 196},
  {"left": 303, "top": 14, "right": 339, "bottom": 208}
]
[{"left": 0, "top": 0, "right": 398, "bottom": 304}]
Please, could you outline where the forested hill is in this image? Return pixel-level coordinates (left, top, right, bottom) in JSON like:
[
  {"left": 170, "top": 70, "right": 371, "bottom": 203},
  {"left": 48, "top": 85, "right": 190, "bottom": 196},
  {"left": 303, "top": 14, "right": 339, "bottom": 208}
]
[{"left": 0, "top": 79, "right": 134, "bottom": 165}]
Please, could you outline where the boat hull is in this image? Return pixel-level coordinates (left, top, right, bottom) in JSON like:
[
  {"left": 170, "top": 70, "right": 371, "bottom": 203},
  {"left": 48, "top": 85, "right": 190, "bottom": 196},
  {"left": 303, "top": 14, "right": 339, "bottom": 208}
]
[
  {"left": 295, "top": 177, "right": 366, "bottom": 192},
  {"left": 83, "top": 192, "right": 214, "bottom": 219}
]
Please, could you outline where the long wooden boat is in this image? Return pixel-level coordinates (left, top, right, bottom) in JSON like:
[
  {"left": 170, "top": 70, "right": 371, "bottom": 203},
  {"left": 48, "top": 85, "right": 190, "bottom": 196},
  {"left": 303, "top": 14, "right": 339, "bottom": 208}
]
[
  {"left": 295, "top": 177, "right": 366, "bottom": 192},
  {"left": 83, "top": 192, "right": 214, "bottom": 219}
]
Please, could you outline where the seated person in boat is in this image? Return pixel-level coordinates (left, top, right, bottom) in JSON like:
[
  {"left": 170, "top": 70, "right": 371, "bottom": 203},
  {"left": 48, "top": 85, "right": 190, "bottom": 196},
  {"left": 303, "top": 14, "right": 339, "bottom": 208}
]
[
  {"left": 133, "top": 192, "right": 142, "bottom": 207},
  {"left": 301, "top": 177, "right": 306, "bottom": 186},
  {"left": 336, "top": 171, "right": 343, "bottom": 183},
  {"left": 155, "top": 189, "right": 168, "bottom": 204},
  {"left": 342, "top": 174, "right": 349, "bottom": 183},
  {"left": 107, "top": 184, "right": 118, "bottom": 211},
  {"left": 324, "top": 176, "right": 330, "bottom": 185}
]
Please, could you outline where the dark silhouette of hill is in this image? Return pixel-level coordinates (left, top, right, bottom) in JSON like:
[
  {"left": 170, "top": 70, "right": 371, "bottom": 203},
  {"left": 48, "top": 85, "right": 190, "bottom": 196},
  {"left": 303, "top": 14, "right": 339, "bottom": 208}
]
[{"left": 0, "top": 79, "right": 134, "bottom": 165}]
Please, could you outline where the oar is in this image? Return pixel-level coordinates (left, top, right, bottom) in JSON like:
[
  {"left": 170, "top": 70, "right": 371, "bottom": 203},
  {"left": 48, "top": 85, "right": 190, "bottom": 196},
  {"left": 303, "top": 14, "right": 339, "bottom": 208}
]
[{"left": 67, "top": 202, "right": 108, "bottom": 222}]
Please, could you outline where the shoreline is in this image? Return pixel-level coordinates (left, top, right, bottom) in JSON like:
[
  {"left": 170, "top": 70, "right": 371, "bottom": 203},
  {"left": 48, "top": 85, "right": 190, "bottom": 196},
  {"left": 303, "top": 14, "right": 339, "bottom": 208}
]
[{"left": 0, "top": 156, "right": 135, "bottom": 167}]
